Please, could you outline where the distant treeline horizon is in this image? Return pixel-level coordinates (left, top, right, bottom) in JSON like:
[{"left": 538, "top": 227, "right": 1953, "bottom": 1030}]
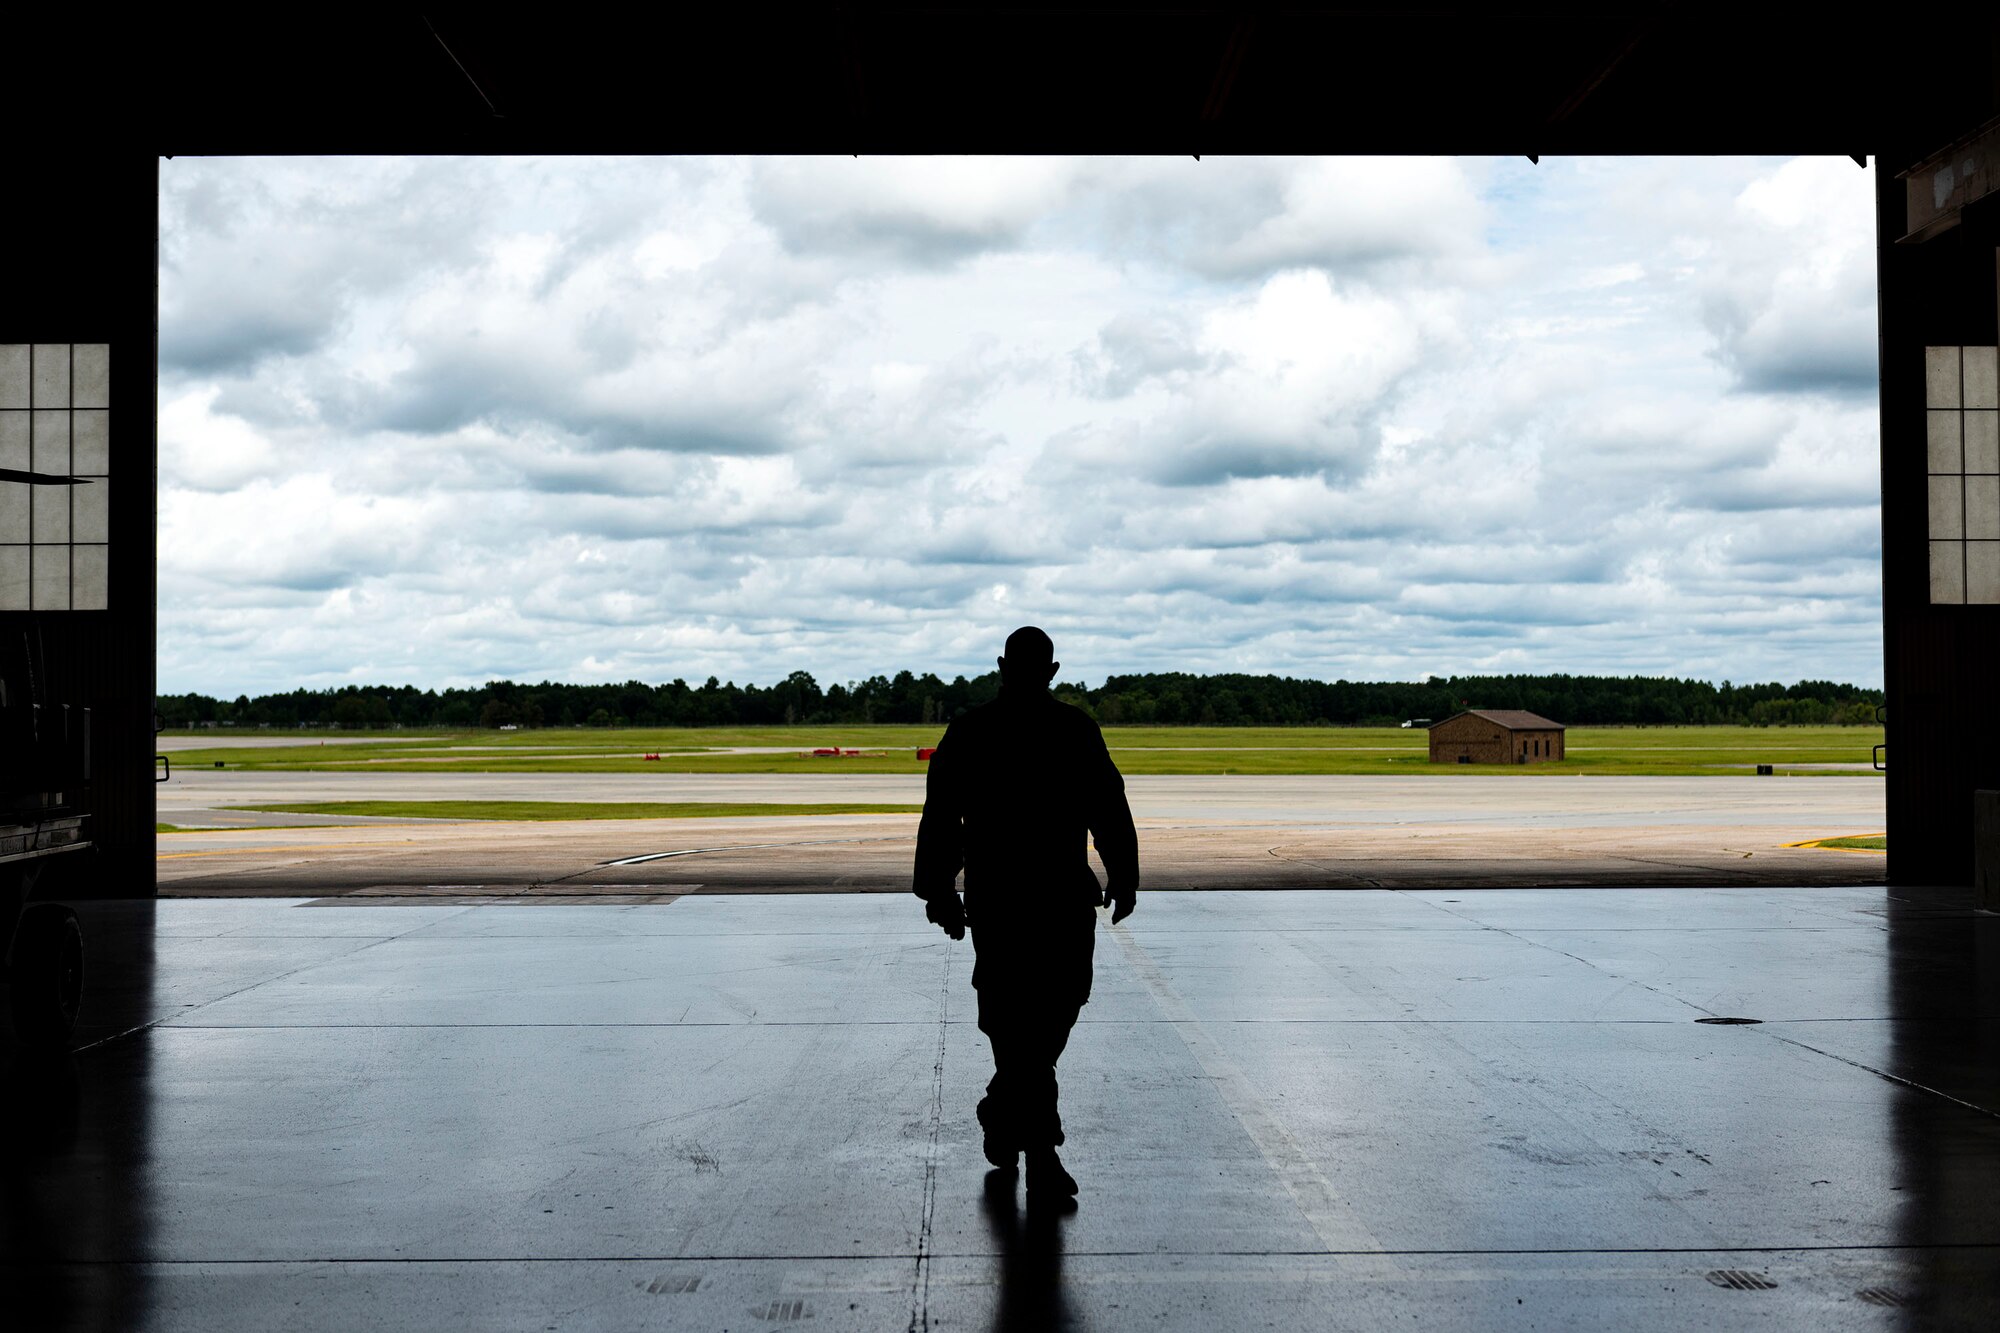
[{"left": 159, "top": 671, "right": 1887, "bottom": 731}]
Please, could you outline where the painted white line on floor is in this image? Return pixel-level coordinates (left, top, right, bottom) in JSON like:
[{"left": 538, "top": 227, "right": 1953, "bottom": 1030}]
[
  {"left": 602, "top": 834, "right": 911, "bottom": 867},
  {"left": 602, "top": 844, "right": 792, "bottom": 865}
]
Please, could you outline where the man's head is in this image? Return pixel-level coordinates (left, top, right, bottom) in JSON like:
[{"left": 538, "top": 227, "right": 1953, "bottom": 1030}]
[{"left": 998, "top": 625, "right": 1058, "bottom": 689}]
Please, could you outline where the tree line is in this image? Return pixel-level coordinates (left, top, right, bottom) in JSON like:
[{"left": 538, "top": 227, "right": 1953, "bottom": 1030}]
[{"left": 158, "top": 671, "right": 1885, "bottom": 731}]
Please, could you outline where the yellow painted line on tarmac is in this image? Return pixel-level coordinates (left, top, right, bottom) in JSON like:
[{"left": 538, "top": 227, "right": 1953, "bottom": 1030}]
[
  {"left": 158, "top": 841, "right": 418, "bottom": 860},
  {"left": 1782, "top": 834, "right": 1887, "bottom": 853}
]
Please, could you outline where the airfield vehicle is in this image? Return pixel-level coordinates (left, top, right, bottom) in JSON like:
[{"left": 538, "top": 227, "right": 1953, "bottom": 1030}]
[{"left": 1, "top": 620, "right": 91, "bottom": 1052}]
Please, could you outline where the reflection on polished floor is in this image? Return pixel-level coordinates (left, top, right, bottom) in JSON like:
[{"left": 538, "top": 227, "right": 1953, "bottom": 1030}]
[{"left": 3, "top": 887, "right": 1996, "bottom": 1330}]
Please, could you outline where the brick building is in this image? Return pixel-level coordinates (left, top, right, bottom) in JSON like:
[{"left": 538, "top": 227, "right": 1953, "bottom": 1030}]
[{"left": 1427, "top": 710, "right": 1566, "bottom": 765}]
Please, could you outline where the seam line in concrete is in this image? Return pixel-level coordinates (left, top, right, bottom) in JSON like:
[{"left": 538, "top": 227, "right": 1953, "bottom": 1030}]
[
  {"left": 70, "top": 907, "right": 478, "bottom": 1055},
  {"left": 24, "top": 1242, "right": 1997, "bottom": 1267},
  {"left": 1760, "top": 1031, "right": 2000, "bottom": 1121},
  {"left": 120, "top": 1016, "right": 2000, "bottom": 1034},
  {"left": 1415, "top": 893, "right": 2000, "bottom": 1121},
  {"left": 1108, "top": 920, "right": 1389, "bottom": 1257},
  {"left": 136, "top": 1017, "right": 1720, "bottom": 1031},
  {"left": 1412, "top": 896, "right": 1712, "bottom": 1016},
  {"left": 908, "top": 937, "right": 952, "bottom": 1331}
]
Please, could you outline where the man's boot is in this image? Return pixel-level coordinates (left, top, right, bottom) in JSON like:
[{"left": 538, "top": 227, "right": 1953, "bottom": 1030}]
[
  {"left": 976, "top": 1096, "right": 1018, "bottom": 1171},
  {"left": 1026, "top": 1146, "right": 1078, "bottom": 1199}
]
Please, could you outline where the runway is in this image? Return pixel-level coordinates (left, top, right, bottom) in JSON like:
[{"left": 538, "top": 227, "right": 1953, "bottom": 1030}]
[
  {"left": 156, "top": 773, "right": 1886, "bottom": 896},
  {"left": 164, "top": 769, "right": 1887, "bottom": 826}
]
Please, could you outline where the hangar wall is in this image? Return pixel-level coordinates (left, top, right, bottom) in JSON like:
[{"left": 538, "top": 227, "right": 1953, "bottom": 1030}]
[
  {"left": 0, "top": 152, "right": 158, "bottom": 896},
  {"left": 1879, "top": 139, "right": 2000, "bottom": 887}
]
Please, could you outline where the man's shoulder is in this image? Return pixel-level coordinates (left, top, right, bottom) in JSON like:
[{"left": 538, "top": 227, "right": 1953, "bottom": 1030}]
[
  {"left": 932, "top": 702, "right": 987, "bottom": 752},
  {"left": 943, "top": 693, "right": 1104, "bottom": 732},
  {"left": 942, "top": 698, "right": 998, "bottom": 733},
  {"left": 1047, "top": 697, "right": 1105, "bottom": 741},
  {"left": 1053, "top": 696, "right": 1100, "bottom": 726},
  {"left": 941, "top": 692, "right": 1097, "bottom": 739}
]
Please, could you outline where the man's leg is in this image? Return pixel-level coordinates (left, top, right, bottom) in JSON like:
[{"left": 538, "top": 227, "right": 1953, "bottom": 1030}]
[
  {"left": 1030, "top": 912, "right": 1093, "bottom": 1156},
  {"left": 973, "top": 914, "right": 1093, "bottom": 1192},
  {"left": 977, "top": 994, "right": 1079, "bottom": 1154},
  {"left": 1021, "top": 996, "right": 1084, "bottom": 1197},
  {"left": 1024, "top": 996, "right": 1081, "bottom": 1147},
  {"left": 977, "top": 984, "right": 1028, "bottom": 1168}
]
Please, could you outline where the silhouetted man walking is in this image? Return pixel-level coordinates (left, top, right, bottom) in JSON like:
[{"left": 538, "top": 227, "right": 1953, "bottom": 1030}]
[{"left": 913, "top": 626, "right": 1139, "bottom": 1200}]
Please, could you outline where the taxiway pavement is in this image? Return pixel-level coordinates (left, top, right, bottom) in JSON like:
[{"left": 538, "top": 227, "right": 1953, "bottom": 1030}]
[{"left": 156, "top": 774, "right": 1885, "bottom": 896}]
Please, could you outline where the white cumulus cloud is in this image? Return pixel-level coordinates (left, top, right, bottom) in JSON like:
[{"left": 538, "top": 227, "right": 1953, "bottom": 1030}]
[{"left": 157, "top": 154, "right": 1883, "bottom": 694}]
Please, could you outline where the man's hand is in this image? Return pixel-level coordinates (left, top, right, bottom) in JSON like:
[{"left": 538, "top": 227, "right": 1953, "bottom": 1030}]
[
  {"left": 1104, "top": 884, "right": 1136, "bottom": 924},
  {"left": 925, "top": 891, "right": 966, "bottom": 940}
]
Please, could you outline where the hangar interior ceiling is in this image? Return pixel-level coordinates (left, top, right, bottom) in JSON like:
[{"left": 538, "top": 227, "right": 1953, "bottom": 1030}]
[{"left": 108, "top": 8, "right": 1995, "bottom": 160}]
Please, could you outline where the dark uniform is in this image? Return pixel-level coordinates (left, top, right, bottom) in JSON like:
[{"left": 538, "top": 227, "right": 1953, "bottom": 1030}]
[{"left": 912, "top": 684, "right": 1139, "bottom": 1154}]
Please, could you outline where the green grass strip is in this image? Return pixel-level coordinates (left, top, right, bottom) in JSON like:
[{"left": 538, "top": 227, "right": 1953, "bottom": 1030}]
[
  {"left": 1809, "top": 834, "right": 1887, "bottom": 851},
  {"left": 163, "top": 724, "right": 1886, "bottom": 776},
  {"left": 228, "top": 800, "right": 923, "bottom": 822}
]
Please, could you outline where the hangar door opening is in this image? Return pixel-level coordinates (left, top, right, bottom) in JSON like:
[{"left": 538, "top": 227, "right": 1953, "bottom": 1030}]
[{"left": 153, "top": 154, "right": 1888, "bottom": 900}]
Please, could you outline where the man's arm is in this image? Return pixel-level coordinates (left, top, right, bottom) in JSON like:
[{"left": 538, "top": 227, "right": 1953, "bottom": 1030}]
[
  {"left": 912, "top": 731, "right": 966, "bottom": 939},
  {"left": 1085, "top": 721, "right": 1139, "bottom": 922}
]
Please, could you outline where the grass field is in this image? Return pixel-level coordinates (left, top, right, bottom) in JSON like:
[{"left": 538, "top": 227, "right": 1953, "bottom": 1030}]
[
  {"left": 226, "top": 801, "right": 923, "bottom": 822},
  {"left": 160, "top": 725, "right": 1886, "bottom": 777}
]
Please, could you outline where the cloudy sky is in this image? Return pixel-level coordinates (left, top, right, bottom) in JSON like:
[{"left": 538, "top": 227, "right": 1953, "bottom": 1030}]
[{"left": 157, "top": 155, "right": 1881, "bottom": 695}]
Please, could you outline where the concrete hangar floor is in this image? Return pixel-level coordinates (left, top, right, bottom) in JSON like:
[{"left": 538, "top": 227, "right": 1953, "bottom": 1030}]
[{"left": 7, "top": 885, "right": 1997, "bottom": 1330}]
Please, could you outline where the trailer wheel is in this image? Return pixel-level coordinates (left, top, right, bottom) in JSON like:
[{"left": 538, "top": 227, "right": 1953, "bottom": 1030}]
[{"left": 10, "top": 904, "right": 84, "bottom": 1053}]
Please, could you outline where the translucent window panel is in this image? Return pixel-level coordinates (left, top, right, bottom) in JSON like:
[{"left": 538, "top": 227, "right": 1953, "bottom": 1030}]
[
  {"left": 31, "top": 486, "right": 70, "bottom": 542},
  {"left": 0, "top": 547, "right": 27, "bottom": 610},
  {"left": 70, "top": 344, "right": 109, "bottom": 409},
  {"left": 31, "top": 547, "right": 68, "bottom": 609},
  {"left": 1969, "top": 475, "right": 2000, "bottom": 540},
  {"left": 1926, "top": 346, "right": 1962, "bottom": 407},
  {"left": 30, "top": 345, "right": 68, "bottom": 407},
  {"left": 2, "top": 341, "right": 109, "bottom": 611},
  {"left": 1931, "top": 540, "right": 1967, "bottom": 602},
  {"left": 0, "top": 410, "right": 26, "bottom": 472},
  {"left": 71, "top": 545, "right": 106, "bottom": 610},
  {"left": 1928, "top": 410, "right": 1962, "bottom": 471},
  {"left": 0, "top": 416, "right": 25, "bottom": 542},
  {"left": 30, "top": 409, "right": 68, "bottom": 475},
  {"left": 1967, "top": 346, "right": 2000, "bottom": 410},
  {"left": 1929, "top": 475, "right": 1965, "bottom": 539},
  {"left": 71, "top": 410, "right": 109, "bottom": 474},
  {"left": 0, "top": 484, "right": 25, "bottom": 542},
  {"left": 0, "top": 346, "right": 26, "bottom": 409},
  {"left": 71, "top": 479, "right": 108, "bottom": 543},
  {"left": 1968, "top": 411, "right": 1999, "bottom": 473},
  {"left": 1970, "top": 542, "right": 2000, "bottom": 604}
]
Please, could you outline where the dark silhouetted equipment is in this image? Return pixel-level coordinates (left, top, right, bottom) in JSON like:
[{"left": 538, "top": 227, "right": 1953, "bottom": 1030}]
[{"left": 1, "top": 621, "right": 90, "bottom": 1052}]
